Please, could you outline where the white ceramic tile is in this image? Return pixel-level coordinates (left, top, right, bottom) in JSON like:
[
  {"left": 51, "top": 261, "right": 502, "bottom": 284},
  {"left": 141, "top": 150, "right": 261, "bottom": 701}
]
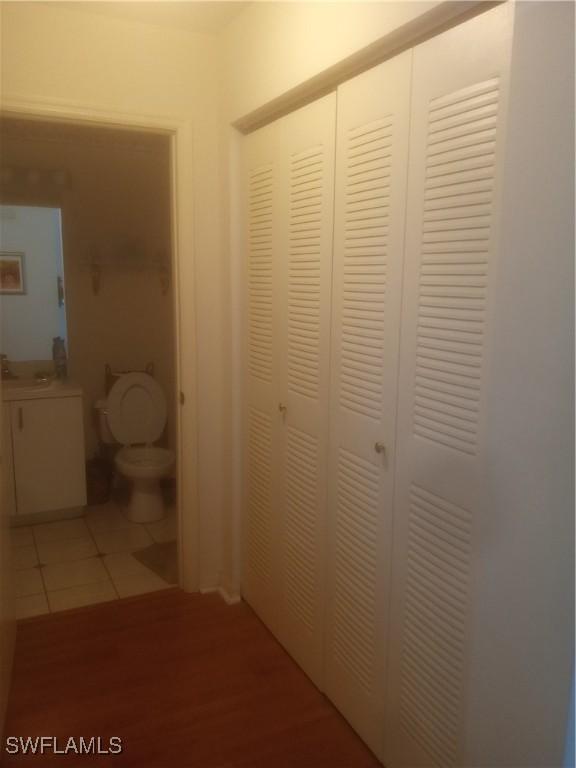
[
  {"left": 103, "top": 553, "right": 171, "bottom": 598},
  {"left": 85, "top": 504, "right": 132, "bottom": 534},
  {"left": 15, "top": 593, "right": 49, "bottom": 620},
  {"left": 12, "top": 545, "right": 39, "bottom": 571},
  {"left": 14, "top": 568, "right": 44, "bottom": 598},
  {"left": 36, "top": 536, "right": 98, "bottom": 566},
  {"left": 103, "top": 552, "right": 151, "bottom": 580},
  {"left": 145, "top": 513, "right": 177, "bottom": 544},
  {"left": 47, "top": 581, "right": 117, "bottom": 613},
  {"left": 10, "top": 527, "right": 33, "bottom": 547},
  {"left": 33, "top": 518, "right": 90, "bottom": 545},
  {"left": 112, "top": 572, "right": 171, "bottom": 599},
  {"left": 42, "top": 557, "right": 108, "bottom": 592},
  {"left": 93, "top": 525, "right": 153, "bottom": 555}
]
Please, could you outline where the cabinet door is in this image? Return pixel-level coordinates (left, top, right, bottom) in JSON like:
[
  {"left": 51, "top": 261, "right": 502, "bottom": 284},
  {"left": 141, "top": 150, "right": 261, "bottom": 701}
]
[
  {"left": 385, "top": 6, "right": 513, "bottom": 767},
  {"left": 324, "top": 51, "right": 412, "bottom": 760},
  {"left": 11, "top": 397, "right": 86, "bottom": 516}
]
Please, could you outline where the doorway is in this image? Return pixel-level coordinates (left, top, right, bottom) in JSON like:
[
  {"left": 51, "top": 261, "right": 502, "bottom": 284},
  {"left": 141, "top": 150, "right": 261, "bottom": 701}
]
[{"left": 0, "top": 116, "right": 185, "bottom": 615}]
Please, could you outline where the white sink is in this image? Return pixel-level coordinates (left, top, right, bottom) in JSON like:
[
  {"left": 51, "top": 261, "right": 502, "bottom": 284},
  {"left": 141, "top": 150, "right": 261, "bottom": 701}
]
[
  {"left": 2, "top": 378, "right": 55, "bottom": 391},
  {"left": 2, "top": 378, "right": 81, "bottom": 402}
]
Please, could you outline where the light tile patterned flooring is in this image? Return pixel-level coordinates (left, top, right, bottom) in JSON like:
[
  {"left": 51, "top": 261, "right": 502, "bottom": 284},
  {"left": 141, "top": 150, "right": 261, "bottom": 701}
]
[{"left": 11, "top": 501, "right": 177, "bottom": 619}]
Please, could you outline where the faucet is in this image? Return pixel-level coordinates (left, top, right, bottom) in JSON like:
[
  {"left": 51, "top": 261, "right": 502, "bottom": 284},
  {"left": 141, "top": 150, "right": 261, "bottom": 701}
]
[{"left": 0, "top": 355, "right": 17, "bottom": 380}]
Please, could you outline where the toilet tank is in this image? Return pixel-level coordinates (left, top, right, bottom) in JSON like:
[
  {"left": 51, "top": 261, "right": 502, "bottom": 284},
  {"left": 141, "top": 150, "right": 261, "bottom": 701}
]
[{"left": 94, "top": 399, "right": 116, "bottom": 444}]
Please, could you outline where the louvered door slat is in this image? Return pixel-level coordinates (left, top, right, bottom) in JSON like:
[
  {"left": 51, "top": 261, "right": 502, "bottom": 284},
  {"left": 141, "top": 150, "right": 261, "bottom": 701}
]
[{"left": 325, "top": 52, "right": 412, "bottom": 761}]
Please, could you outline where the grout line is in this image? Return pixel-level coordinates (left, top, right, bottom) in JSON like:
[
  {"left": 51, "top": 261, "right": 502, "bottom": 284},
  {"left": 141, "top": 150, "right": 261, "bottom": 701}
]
[
  {"left": 88, "top": 502, "right": 171, "bottom": 596},
  {"left": 30, "top": 523, "right": 50, "bottom": 613},
  {"left": 99, "top": 561, "right": 121, "bottom": 600},
  {"left": 28, "top": 505, "right": 179, "bottom": 607},
  {"left": 84, "top": 510, "right": 121, "bottom": 601},
  {"left": 35, "top": 517, "right": 117, "bottom": 611}
]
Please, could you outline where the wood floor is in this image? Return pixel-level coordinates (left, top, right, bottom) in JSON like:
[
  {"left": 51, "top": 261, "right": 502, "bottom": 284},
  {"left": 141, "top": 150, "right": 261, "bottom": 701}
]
[{"left": 4, "top": 589, "right": 381, "bottom": 767}]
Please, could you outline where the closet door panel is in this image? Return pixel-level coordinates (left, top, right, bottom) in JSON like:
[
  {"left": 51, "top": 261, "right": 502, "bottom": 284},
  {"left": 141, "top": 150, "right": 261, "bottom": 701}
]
[
  {"left": 276, "top": 94, "right": 336, "bottom": 686},
  {"left": 325, "top": 52, "right": 412, "bottom": 759},
  {"left": 385, "top": 6, "right": 514, "bottom": 767},
  {"left": 242, "top": 121, "right": 283, "bottom": 634},
  {"left": 242, "top": 95, "right": 336, "bottom": 684}
]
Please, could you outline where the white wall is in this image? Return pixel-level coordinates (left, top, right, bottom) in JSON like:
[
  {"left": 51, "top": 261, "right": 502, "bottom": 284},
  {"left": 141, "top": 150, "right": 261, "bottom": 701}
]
[
  {"left": 466, "top": 3, "right": 574, "bottom": 765},
  {"left": 220, "top": 1, "right": 440, "bottom": 123},
  {"left": 0, "top": 205, "right": 64, "bottom": 361},
  {"left": 0, "top": 1, "right": 226, "bottom": 590}
]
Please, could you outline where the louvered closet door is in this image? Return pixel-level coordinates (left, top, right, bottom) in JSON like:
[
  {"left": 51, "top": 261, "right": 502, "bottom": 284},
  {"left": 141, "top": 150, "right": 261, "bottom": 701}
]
[
  {"left": 242, "top": 95, "right": 337, "bottom": 676},
  {"left": 275, "top": 94, "right": 336, "bottom": 686},
  {"left": 242, "top": 120, "right": 282, "bottom": 633},
  {"left": 385, "top": 6, "right": 513, "bottom": 768},
  {"left": 324, "top": 52, "right": 412, "bottom": 759}
]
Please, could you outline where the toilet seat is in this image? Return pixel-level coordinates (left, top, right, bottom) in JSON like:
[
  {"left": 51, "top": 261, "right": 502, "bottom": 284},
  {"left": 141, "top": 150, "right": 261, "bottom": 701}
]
[
  {"left": 116, "top": 446, "right": 174, "bottom": 480},
  {"left": 107, "top": 372, "right": 166, "bottom": 446}
]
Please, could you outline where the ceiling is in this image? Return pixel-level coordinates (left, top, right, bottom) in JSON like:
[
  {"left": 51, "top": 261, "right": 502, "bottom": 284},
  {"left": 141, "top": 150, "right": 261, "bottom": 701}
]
[{"left": 60, "top": 1, "right": 251, "bottom": 34}]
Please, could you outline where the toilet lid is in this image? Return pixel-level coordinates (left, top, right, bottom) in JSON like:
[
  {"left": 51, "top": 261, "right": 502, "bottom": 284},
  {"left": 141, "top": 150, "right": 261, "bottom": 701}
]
[{"left": 107, "top": 372, "right": 167, "bottom": 445}]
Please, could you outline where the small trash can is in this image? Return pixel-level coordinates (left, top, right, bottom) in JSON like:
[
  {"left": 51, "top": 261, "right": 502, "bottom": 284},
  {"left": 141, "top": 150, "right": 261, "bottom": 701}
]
[{"left": 85, "top": 457, "right": 113, "bottom": 505}]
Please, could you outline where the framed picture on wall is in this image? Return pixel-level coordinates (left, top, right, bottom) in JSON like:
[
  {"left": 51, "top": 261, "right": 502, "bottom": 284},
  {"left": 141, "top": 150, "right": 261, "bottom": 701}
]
[{"left": 0, "top": 252, "right": 26, "bottom": 294}]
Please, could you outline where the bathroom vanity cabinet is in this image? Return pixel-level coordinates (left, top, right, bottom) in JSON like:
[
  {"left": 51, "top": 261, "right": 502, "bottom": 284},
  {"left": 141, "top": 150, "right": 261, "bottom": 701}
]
[{"left": 2, "top": 384, "right": 86, "bottom": 519}]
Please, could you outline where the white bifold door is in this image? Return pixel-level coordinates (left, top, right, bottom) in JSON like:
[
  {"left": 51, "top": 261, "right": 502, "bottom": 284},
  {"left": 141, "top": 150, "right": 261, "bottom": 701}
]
[
  {"left": 242, "top": 94, "right": 336, "bottom": 686},
  {"left": 384, "top": 7, "right": 512, "bottom": 768},
  {"left": 241, "top": 4, "right": 513, "bottom": 767},
  {"left": 323, "top": 51, "right": 411, "bottom": 759}
]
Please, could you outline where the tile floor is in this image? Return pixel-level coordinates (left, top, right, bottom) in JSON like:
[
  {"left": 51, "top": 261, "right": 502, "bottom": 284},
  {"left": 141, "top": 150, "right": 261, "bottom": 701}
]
[{"left": 11, "top": 501, "right": 177, "bottom": 619}]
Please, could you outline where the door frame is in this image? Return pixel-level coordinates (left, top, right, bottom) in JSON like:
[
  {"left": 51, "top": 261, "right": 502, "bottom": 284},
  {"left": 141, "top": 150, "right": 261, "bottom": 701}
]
[{"left": 0, "top": 94, "right": 200, "bottom": 591}]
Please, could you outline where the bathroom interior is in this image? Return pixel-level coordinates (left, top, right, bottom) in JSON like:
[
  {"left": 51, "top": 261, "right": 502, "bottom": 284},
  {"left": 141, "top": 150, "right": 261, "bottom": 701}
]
[
  {"left": 0, "top": 2, "right": 572, "bottom": 767},
  {"left": 0, "top": 117, "right": 179, "bottom": 616}
]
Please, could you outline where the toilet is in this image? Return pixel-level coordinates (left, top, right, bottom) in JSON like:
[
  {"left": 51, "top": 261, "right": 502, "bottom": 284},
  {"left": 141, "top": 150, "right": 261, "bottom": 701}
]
[{"left": 96, "top": 372, "right": 175, "bottom": 523}]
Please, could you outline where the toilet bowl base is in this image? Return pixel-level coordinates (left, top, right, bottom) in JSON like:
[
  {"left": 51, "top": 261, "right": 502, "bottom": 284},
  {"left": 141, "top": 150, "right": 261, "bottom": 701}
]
[{"left": 128, "top": 477, "right": 165, "bottom": 523}]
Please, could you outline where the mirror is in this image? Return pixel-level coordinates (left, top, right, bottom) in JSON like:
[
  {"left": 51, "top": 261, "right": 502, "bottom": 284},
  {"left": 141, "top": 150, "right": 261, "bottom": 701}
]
[{"left": 0, "top": 204, "right": 67, "bottom": 363}]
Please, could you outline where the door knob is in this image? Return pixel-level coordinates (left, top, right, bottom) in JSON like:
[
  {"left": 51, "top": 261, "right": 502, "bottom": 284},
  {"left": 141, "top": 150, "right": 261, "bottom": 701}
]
[
  {"left": 374, "top": 441, "right": 386, "bottom": 455},
  {"left": 278, "top": 403, "right": 287, "bottom": 415}
]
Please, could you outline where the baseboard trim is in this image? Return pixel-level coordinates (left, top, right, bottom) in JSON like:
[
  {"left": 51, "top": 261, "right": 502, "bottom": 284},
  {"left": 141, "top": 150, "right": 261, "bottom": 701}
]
[
  {"left": 198, "top": 585, "right": 241, "bottom": 605},
  {"left": 218, "top": 587, "right": 242, "bottom": 606}
]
